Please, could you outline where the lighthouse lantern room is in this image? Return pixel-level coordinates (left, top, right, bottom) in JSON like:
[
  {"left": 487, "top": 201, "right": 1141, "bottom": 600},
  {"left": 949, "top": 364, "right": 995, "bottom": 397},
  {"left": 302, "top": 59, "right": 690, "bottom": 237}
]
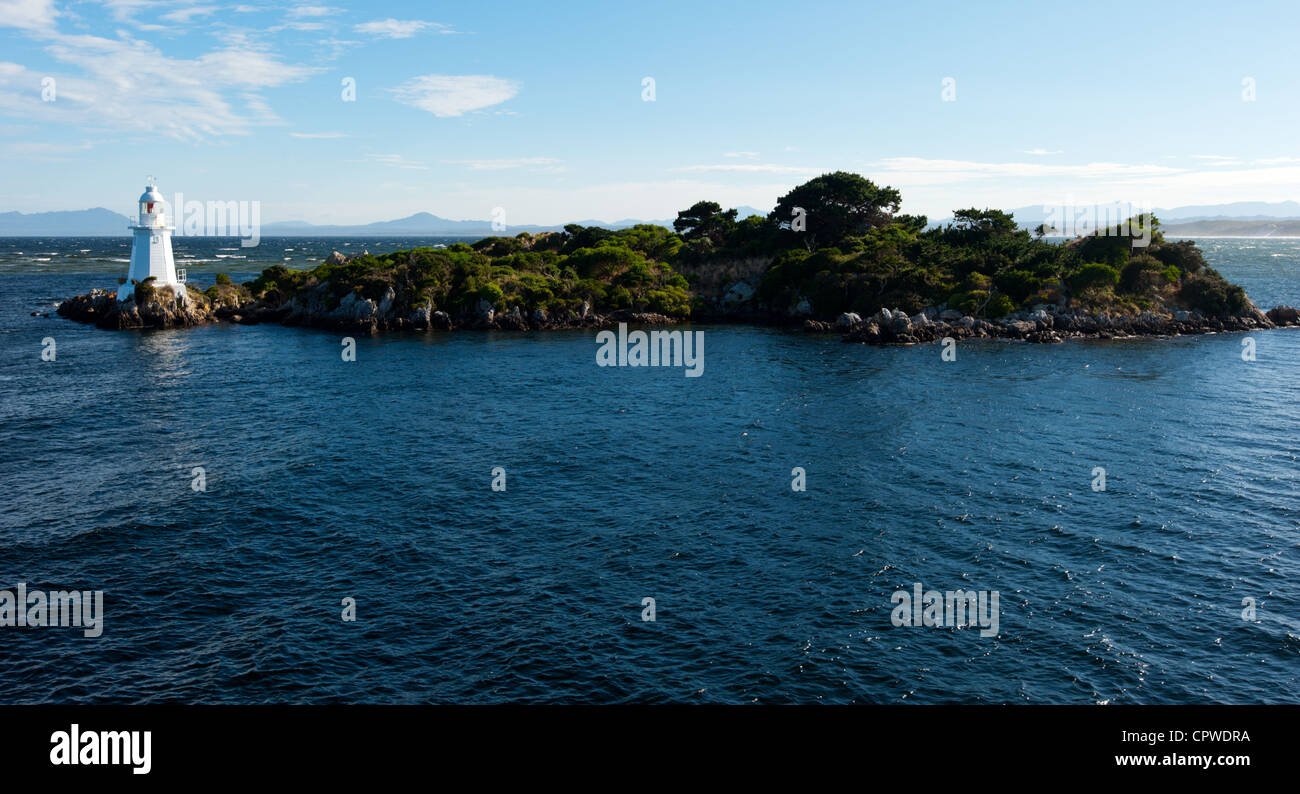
[{"left": 117, "top": 180, "right": 185, "bottom": 302}]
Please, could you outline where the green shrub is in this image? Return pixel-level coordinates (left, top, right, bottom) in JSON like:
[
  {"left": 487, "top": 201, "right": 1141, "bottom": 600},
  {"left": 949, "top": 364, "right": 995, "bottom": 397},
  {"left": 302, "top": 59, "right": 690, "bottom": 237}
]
[
  {"left": 645, "top": 286, "right": 691, "bottom": 316},
  {"left": 1151, "top": 239, "right": 1207, "bottom": 275},
  {"left": 477, "top": 282, "right": 505, "bottom": 308},
  {"left": 986, "top": 294, "right": 1016, "bottom": 318},
  {"left": 1068, "top": 263, "right": 1120, "bottom": 294},
  {"left": 614, "top": 261, "right": 655, "bottom": 287},
  {"left": 1073, "top": 232, "right": 1133, "bottom": 266},
  {"left": 567, "top": 245, "right": 644, "bottom": 279},
  {"left": 1118, "top": 254, "right": 1165, "bottom": 294},
  {"left": 994, "top": 269, "right": 1042, "bottom": 303},
  {"left": 948, "top": 290, "right": 985, "bottom": 315},
  {"left": 609, "top": 285, "right": 632, "bottom": 309},
  {"left": 1179, "top": 270, "right": 1247, "bottom": 316}
]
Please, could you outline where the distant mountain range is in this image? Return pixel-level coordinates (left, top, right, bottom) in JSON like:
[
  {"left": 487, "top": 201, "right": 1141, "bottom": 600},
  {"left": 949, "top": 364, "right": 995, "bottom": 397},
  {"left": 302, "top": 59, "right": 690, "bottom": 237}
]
[
  {"left": 1160, "top": 219, "right": 1300, "bottom": 237},
  {"left": 9, "top": 201, "right": 1300, "bottom": 237},
  {"left": 258, "top": 211, "right": 680, "bottom": 236},
  {"left": 0, "top": 205, "right": 769, "bottom": 237},
  {"left": 0, "top": 207, "right": 136, "bottom": 236},
  {"left": 927, "top": 201, "right": 1300, "bottom": 237},
  {"left": 1148, "top": 200, "right": 1300, "bottom": 223},
  {"left": 985, "top": 200, "right": 1300, "bottom": 226}
]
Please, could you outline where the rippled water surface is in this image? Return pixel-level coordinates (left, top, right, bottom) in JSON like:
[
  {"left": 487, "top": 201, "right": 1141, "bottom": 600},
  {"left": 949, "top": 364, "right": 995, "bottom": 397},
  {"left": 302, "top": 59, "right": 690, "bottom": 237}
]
[{"left": 1, "top": 237, "right": 1298, "bottom": 703}]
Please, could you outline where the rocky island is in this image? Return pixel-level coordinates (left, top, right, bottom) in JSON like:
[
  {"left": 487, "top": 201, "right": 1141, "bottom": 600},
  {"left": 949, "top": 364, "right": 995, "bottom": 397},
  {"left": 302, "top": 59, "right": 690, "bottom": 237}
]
[{"left": 57, "top": 172, "right": 1300, "bottom": 343}]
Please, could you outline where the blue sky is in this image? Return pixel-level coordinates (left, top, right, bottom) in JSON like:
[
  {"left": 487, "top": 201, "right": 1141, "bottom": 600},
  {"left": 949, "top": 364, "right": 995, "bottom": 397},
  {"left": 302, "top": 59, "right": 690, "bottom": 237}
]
[{"left": 3, "top": 0, "right": 1300, "bottom": 225}]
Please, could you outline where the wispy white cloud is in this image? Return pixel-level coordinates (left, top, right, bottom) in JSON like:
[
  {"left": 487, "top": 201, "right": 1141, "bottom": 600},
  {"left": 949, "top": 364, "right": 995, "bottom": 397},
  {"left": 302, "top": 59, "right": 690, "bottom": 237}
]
[
  {"left": 871, "top": 157, "right": 1184, "bottom": 185},
  {"left": 355, "top": 153, "right": 427, "bottom": 169},
  {"left": 0, "top": 0, "right": 59, "bottom": 30},
  {"left": 673, "top": 163, "right": 823, "bottom": 175},
  {"left": 442, "top": 157, "right": 561, "bottom": 170},
  {"left": 354, "top": 19, "right": 451, "bottom": 38},
  {"left": 1111, "top": 162, "right": 1300, "bottom": 194},
  {"left": 274, "top": 7, "right": 342, "bottom": 30},
  {"left": 0, "top": 120, "right": 39, "bottom": 136},
  {"left": 161, "top": 5, "right": 214, "bottom": 23},
  {"left": 389, "top": 74, "right": 519, "bottom": 117},
  {"left": 410, "top": 179, "right": 794, "bottom": 227},
  {"left": 191, "top": 44, "right": 318, "bottom": 88},
  {"left": 95, "top": 0, "right": 212, "bottom": 25},
  {"left": 315, "top": 37, "right": 360, "bottom": 59},
  {"left": 0, "top": 26, "right": 321, "bottom": 140},
  {"left": 1188, "top": 154, "right": 1244, "bottom": 167},
  {"left": 1024, "top": 148, "right": 1062, "bottom": 155},
  {"left": 290, "top": 131, "right": 349, "bottom": 139},
  {"left": 288, "top": 5, "right": 341, "bottom": 17},
  {"left": 95, "top": 0, "right": 151, "bottom": 21},
  {"left": 860, "top": 156, "right": 1300, "bottom": 217},
  {"left": 0, "top": 139, "right": 93, "bottom": 160}
]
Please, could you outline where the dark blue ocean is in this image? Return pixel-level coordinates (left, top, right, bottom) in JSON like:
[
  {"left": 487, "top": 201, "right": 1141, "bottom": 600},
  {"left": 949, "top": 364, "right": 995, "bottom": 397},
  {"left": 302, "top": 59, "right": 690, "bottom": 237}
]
[{"left": 1, "top": 236, "right": 1298, "bottom": 704}]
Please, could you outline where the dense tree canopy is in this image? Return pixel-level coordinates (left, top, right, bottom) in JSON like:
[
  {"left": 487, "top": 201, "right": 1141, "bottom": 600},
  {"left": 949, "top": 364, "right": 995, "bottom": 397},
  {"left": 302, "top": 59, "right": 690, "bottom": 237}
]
[
  {"left": 246, "top": 171, "right": 1248, "bottom": 324},
  {"left": 770, "top": 171, "right": 903, "bottom": 248},
  {"left": 673, "top": 200, "right": 737, "bottom": 245}
]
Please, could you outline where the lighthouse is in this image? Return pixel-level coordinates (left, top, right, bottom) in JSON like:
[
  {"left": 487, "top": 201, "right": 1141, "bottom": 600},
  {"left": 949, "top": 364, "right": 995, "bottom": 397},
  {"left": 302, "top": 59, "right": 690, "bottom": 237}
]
[{"left": 117, "top": 180, "right": 185, "bottom": 302}]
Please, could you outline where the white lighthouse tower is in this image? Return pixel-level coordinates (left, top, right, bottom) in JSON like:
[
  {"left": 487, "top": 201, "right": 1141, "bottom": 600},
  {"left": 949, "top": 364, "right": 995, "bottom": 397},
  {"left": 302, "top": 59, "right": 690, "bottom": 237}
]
[{"left": 117, "top": 179, "right": 185, "bottom": 302}]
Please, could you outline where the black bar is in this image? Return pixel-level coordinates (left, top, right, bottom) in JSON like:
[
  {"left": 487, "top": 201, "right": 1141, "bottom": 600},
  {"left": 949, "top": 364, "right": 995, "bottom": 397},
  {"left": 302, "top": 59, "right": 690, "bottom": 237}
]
[{"left": 1, "top": 705, "right": 1287, "bottom": 782}]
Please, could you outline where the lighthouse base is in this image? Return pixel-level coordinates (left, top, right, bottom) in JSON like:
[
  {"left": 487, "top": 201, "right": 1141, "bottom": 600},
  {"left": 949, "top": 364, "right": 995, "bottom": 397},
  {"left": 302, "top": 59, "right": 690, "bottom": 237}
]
[
  {"left": 116, "top": 282, "right": 190, "bottom": 304},
  {"left": 62, "top": 287, "right": 211, "bottom": 330}
]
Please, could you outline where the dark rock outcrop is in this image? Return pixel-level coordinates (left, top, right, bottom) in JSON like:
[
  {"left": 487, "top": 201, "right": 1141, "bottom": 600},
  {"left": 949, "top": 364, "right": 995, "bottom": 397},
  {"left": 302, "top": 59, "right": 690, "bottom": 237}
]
[
  {"left": 59, "top": 284, "right": 683, "bottom": 335},
  {"left": 1267, "top": 305, "right": 1300, "bottom": 324},
  {"left": 57, "top": 288, "right": 215, "bottom": 329},
  {"left": 839, "top": 303, "right": 1297, "bottom": 345}
]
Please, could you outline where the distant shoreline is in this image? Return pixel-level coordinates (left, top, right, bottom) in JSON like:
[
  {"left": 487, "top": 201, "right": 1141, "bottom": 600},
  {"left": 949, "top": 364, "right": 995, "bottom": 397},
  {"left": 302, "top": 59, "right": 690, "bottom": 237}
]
[
  {"left": 6, "top": 232, "right": 1300, "bottom": 241},
  {"left": 1164, "top": 235, "right": 1300, "bottom": 240},
  {"left": 0, "top": 233, "right": 493, "bottom": 239}
]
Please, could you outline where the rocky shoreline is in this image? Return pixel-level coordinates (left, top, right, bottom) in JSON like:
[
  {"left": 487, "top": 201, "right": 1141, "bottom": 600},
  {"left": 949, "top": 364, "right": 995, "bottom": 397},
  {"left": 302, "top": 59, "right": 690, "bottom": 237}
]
[
  {"left": 55, "top": 284, "right": 1300, "bottom": 346},
  {"left": 52, "top": 239, "right": 1300, "bottom": 345},
  {"left": 806, "top": 303, "right": 1300, "bottom": 344},
  {"left": 55, "top": 286, "right": 679, "bottom": 334}
]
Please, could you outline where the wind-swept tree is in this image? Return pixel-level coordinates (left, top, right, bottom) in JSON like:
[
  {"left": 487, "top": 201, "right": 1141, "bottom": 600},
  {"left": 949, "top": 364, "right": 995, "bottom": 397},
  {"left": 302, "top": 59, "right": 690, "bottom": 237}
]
[
  {"left": 673, "top": 200, "right": 738, "bottom": 245},
  {"left": 950, "top": 208, "right": 1019, "bottom": 236},
  {"left": 770, "top": 171, "right": 902, "bottom": 249}
]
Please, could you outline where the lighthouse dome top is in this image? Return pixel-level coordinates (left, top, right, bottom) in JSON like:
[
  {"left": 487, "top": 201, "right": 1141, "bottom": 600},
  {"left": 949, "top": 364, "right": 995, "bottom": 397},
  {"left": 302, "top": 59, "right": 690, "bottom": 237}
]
[{"left": 134, "top": 182, "right": 171, "bottom": 229}]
